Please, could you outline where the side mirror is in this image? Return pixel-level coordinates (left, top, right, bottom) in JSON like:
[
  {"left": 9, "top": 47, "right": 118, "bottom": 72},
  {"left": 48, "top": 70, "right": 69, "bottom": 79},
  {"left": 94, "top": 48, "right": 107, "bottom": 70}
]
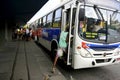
[{"left": 79, "top": 8, "right": 85, "bottom": 21}]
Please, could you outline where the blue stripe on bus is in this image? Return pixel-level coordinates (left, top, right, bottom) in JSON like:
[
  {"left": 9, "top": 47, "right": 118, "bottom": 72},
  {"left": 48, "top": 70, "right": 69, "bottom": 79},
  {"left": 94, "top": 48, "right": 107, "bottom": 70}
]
[
  {"left": 42, "top": 28, "right": 61, "bottom": 41},
  {"left": 87, "top": 43, "right": 120, "bottom": 49}
]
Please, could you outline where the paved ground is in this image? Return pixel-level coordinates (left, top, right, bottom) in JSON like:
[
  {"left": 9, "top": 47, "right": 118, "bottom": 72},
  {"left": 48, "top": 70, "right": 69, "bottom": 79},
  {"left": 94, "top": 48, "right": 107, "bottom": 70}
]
[{"left": 0, "top": 40, "right": 67, "bottom": 80}]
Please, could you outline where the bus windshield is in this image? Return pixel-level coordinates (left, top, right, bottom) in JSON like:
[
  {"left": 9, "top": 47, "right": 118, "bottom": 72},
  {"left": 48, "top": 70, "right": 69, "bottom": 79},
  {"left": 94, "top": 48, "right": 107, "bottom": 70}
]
[{"left": 78, "top": 5, "right": 120, "bottom": 43}]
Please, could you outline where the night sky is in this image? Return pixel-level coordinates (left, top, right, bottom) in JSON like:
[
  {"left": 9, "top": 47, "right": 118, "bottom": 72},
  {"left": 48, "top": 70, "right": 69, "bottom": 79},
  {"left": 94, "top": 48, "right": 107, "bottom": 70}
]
[{"left": 0, "top": 0, "right": 48, "bottom": 23}]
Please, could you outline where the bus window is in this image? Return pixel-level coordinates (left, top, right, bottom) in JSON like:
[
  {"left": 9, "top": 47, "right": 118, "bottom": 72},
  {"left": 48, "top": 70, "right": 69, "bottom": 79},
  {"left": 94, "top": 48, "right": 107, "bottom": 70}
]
[
  {"left": 43, "top": 16, "right": 47, "bottom": 27},
  {"left": 66, "top": 9, "right": 70, "bottom": 25},
  {"left": 40, "top": 18, "right": 43, "bottom": 27},
  {"left": 47, "top": 12, "right": 53, "bottom": 28},
  {"left": 71, "top": 8, "right": 76, "bottom": 35},
  {"left": 53, "top": 8, "right": 62, "bottom": 28},
  {"left": 72, "top": 8, "right": 76, "bottom": 25},
  {"left": 38, "top": 19, "right": 41, "bottom": 27}
]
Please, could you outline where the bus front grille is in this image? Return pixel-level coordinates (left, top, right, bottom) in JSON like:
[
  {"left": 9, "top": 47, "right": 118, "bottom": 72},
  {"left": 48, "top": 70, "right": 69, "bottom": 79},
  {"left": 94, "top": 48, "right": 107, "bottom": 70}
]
[
  {"left": 93, "top": 53, "right": 113, "bottom": 57},
  {"left": 95, "top": 58, "right": 112, "bottom": 63}
]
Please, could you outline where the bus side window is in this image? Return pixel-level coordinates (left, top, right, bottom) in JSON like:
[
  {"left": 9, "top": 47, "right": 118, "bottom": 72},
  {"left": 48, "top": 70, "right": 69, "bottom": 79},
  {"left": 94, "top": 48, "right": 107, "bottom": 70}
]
[
  {"left": 53, "top": 8, "right": 62, "bottom": 28},
  {"left": 47, "top": 12, "right": 53, "bottom": 28},
  {"left": 71, "top": 8, "right": 76, "bottom": 35},
  {"left": 43, "top": 16, "right": 47, "bottom": 27}
]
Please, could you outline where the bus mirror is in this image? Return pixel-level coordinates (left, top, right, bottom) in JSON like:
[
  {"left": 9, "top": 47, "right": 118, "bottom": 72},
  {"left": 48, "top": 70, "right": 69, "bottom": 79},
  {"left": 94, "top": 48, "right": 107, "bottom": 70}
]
[{"left": 79, "top": 8, "right": 85, "bottom": 21}]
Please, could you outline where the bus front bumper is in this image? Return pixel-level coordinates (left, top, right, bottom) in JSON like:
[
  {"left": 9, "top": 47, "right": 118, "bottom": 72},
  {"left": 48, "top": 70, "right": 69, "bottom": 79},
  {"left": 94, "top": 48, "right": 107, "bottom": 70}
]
[{"left": 72, "top": 54, "right": 120, "bottom": 69}]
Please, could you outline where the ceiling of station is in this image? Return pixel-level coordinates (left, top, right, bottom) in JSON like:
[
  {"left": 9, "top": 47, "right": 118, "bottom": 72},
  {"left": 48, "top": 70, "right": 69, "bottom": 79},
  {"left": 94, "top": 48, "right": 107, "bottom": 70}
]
[{"left": 0, "top": 0, "right": 48, "bottom": 25}]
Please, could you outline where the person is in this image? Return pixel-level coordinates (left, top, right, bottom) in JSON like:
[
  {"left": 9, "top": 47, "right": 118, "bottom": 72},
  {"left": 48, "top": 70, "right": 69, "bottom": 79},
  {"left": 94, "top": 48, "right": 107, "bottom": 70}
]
[
  {"left": 25, "top": 27, "right": 30, "bottom": 41},
  {"left": 93, "top": 19, "right": 102, "bottom": 32},
  {"left": 95, "top": 20, "right": 106, "bottom": 33},
  {"left": 29, "top": 28, "right": 32, "bottom": 40},
  {"left": 18, "top": 28, "right": 23, "bottom": 40},
  {"left": 87, "top": 18, "right": 95, "bottom": 32},
  {"left": 52, "top": 27, "right": 69, "bottom": 73},
  {"left": 22, "top": 28, "right": 26, "bottom": 40}
]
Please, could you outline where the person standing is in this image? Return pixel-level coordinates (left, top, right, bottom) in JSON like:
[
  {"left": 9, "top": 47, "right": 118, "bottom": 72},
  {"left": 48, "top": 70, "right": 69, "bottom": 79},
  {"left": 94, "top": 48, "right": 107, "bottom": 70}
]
[{"left": 25, "top": 27, "right": 30, "bottom": 41}]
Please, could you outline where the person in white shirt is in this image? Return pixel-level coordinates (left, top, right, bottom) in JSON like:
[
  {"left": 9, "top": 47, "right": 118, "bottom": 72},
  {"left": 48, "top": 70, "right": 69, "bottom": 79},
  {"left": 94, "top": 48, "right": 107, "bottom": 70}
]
[{"left": 25, "top": 28, "right": 30, "bottom": 41}]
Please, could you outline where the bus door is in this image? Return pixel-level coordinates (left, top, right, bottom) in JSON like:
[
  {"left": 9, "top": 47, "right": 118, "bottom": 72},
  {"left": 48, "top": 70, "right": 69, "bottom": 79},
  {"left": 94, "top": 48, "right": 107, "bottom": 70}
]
[{"left": 62, "top": 5, "right": 76, "bottom": 65}]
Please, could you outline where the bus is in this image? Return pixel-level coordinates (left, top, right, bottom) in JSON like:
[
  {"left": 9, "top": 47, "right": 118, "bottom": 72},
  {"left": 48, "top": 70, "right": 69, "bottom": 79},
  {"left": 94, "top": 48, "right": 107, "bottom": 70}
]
[{"left": 27, "top": 0, "right": 120, "bottom": 69}]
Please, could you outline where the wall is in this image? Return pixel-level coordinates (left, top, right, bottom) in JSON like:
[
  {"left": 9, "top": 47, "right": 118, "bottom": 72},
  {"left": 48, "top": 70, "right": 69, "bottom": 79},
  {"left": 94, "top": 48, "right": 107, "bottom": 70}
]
[{"left": 0, "top": 20, "right": 14, "bottom": 46}]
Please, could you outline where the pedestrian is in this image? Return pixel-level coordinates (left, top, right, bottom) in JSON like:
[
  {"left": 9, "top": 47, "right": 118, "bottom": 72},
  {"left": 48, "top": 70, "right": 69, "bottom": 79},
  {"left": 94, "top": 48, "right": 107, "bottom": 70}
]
[
  {"left": 29, "top": 28, "right": 32, "bottom": 40},
  {"left": 52, "top": 27, "right": 69, "bottom": 73},
  {"left": 25, "top": 27, "right": 30, "bottom": 41},
  {"left": 22, "top": 28, "right": 26, "bottom": 40}
]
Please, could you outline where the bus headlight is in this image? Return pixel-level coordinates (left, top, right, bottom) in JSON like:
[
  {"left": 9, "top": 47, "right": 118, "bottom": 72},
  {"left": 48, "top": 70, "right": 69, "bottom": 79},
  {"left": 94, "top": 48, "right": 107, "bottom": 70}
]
[
  {"left": 79, "top": 48, "right": 92, "bottom": 58},
  {"left": 114, "top": 51, "right": 120, "bottom": 56}
]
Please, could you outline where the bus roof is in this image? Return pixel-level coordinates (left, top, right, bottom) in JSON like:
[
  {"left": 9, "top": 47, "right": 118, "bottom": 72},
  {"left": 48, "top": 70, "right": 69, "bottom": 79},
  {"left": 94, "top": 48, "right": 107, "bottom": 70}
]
[
  {"left": 27, "top": 0, "right": 120, "bottom": 24},
  {"left": 27, "top": 0, "right": 68, "bottom": 24},
  {"left": 81, "top": 0, "right": 120, "bottom": 10}
]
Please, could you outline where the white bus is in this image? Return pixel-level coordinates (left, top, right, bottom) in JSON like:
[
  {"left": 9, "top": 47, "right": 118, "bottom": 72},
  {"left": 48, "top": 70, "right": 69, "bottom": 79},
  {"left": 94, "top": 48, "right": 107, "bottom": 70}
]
[{"left": 28, "top": 0, "right": 120, "bottom": 69}]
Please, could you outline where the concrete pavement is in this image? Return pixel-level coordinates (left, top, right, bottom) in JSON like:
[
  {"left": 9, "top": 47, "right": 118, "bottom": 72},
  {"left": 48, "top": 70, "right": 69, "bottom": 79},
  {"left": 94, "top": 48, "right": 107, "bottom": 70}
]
[{"left": 0, "top": 40, "right": 67, "bottom": 80}]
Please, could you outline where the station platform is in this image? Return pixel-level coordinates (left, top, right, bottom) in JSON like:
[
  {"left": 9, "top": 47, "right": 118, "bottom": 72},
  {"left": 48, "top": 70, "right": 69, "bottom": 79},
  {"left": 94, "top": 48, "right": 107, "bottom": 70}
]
[{"left": 0, "top": 40, "right": 67, "bottom": 80}]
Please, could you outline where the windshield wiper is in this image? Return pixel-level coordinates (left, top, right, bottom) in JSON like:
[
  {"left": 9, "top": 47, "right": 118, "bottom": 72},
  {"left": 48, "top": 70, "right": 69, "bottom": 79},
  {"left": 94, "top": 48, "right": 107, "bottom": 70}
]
[
  {"left": 111, "top": 10, "right": 118, "bottom": 21},
  {"left": 96, "top": 6, "right": 109, "bottom": 43},
  {"left": 93, "top": 5, "right": 108, "bottom": 43},
  {"left": 93, "top": 5, "right": 104, "bottom": 21}
]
